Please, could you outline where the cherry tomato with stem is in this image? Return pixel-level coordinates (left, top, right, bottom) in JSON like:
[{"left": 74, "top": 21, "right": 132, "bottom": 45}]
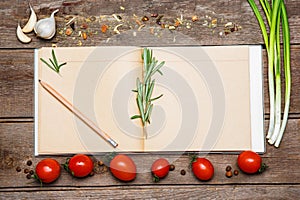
[
  {"left": 151, "top": 158, "right": 170, "bottom": 182},
  {"left": 35, "top": 158, "right": 61, "bottom": 184},
  {"left": 237, "top": 150, "right": 267, "bottom": 174},
  {"left": 64, "top": 154, "right": 94, "bottom": 178},
  {"left": 191, "top": 157, "right": 214, "bottom": 181}
]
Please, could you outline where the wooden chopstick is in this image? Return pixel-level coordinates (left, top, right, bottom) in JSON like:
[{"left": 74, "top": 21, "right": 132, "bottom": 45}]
[{"left": 39, "top": 79, "right": 118, "bottom": 148}]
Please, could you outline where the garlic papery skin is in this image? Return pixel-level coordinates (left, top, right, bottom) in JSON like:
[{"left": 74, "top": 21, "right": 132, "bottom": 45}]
[
  {"left": 34, "top": 9, "right": 59, "bottom": 39},
  {"left": 16, "top": 23, "right": 32, "bottom": 43},
  {"left": 22, "top": 4, "right": 37, "bottom": 33}
]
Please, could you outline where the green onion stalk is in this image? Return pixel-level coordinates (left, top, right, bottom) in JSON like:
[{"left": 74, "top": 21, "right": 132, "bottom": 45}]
[{"left": 247, "top": 0, "right": 291, "bottom": 147}]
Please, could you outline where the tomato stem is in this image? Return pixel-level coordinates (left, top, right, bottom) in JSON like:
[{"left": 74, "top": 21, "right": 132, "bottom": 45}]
[
  {"left": 258, "top": 163, "right": 268, "bottom": 174},
  {"left": 152, "top": 174, "right": 160, "bottom": 182}
]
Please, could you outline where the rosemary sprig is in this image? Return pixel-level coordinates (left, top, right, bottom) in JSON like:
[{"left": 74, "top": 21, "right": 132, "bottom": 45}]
[
  {"left": 131, "top": 48, "right": 165, "bottom": 128},
  {"left": 40, "top": 49, "right": 67, "bottom": 73}
]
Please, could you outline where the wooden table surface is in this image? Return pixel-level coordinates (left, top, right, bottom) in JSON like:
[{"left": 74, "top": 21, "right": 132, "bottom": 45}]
[{"left": 0, "top": 0, "right": 299, "bottom": 199}]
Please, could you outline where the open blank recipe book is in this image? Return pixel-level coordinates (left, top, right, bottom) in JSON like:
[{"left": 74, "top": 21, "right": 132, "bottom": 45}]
[{"left": 34, "top": 46, "right": 265, "bottom": 155}]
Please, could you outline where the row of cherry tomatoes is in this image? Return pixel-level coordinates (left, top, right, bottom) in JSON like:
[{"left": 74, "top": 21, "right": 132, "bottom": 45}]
[{"left": 33, "top": 150, "right": 266, "bottom": 184}]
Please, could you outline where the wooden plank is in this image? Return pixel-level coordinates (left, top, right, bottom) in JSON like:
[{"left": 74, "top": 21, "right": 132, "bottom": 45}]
[
  {"left": 0, "top": 0, "right": 299, "bottom": 48},
  {"left": 0, "top": 185, "right": 300, "bottom": 199},
  {"left": 0, "top": 119, "right": 299, "bottom": 188},
  {"left": 1, "top": 45, "right": 299, "bottom": 118}
]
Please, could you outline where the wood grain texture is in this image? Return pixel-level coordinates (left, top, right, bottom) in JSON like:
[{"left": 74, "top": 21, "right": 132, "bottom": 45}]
[
  {"left": 0, "top": 0, "right": 300, "bottom": 199},
  {"left": 1, "top": 185, "right": 300, "bottom": 199},
  {"left": 0, "top": 119, "right": 299, "bottom": 188},
  {"left": 0, "top": 0, "right": 299, "bottom": 48}
]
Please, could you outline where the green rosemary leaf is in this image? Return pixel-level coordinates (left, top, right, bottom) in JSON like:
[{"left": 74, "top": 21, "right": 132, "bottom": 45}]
[
  {"left": 144, "top": 104, "right": 153, "bottom": 122},
  {"left": 151, "top": 61, "right": 165, "bottom": 77},
  {"left": 40, "top": 58, "right": 56, "bottom": 72},
  {"left": 51, "top": 49, "right": 58, "bottom": 67},
  {"left": 58, "top": 62, "right": 67, "bottom": 68},
  {"left": 49, "top": 58, "right": 58, "bottom": 72},
  {"left": 131, "top": 115, "right": 141, "bottom": 119},
  {"left": 137, "top": 96, "right": 145, "bottom": 123},
  {"left": 150, "top": 94, "right": 163, "bottom": 102}
]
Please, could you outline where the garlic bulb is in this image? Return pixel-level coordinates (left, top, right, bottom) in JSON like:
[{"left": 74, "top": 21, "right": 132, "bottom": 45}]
[
  {"left": 22, "top": 4, "right": 37, "bottom": 33},
  {"left": 34, "top": 9, "right": 59, "bottom": 39}
]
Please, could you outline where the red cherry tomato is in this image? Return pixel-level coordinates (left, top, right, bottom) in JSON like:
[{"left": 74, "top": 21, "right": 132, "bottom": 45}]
[
  {"left": 109, "top": 154, "right": 136, "bottom": 182},
  {"left": 66, "top": 154, "right": 94, "bottom": 178},
  {"left": 35, "top": 158, "right": 61, "bottom": 183},
  {"left": 192, "top": 157, "right": 214, "bottom": 181},
  {"left": 151, "top": 158, "right": 170, "bottom": 181},
  {"left": 237, "top": 151, "right": 263, "bottom": 174}
]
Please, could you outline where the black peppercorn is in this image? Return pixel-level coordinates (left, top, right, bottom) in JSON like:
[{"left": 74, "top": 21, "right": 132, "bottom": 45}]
[
  {"left": 26, "top": 160, "right": 32, "bottom": 166},
  {"left": 16, "top": 166, "right": 22, "bottom": 172},
  {"left": 169, "top": 164, "right": 175, "bottom": 171},
  {"left": 226, "top": 165, "right": 232, "bottom": 172},
  {"left": 180, "top": 169, "right": 186, "bottom": 175}
]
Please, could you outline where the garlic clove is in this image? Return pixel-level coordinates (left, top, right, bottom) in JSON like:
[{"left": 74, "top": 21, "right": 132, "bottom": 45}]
[
  {"left": 16, "top": 23, "right": 32, "bottom": 43},
  {"left": 34, "top": 9, "right": 59, "bottom": 39},
  {"left": 22, "top": 4, "right": 37, "bottom": 33}
]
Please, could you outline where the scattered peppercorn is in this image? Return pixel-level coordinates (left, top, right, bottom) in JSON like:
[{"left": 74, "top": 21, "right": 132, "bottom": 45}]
[
  {"left": 225, "top": 170, "right": 233, "bottom": 178},
  {"left": 26, "top": 160, "right": 32, "bottom": 166},
  {"left": 169, "top": 164, "right": 175, "bottom": 171},
  {"left": 82, "top": 32, "right": 87, "bottom": 40},
  {"left": 24, "top": 168, "right": 29, "bottom": 174},
  {"left": 151, "top": 13, "right": 158, "bottom": 18},
  {"left": 234, "top": 169, "right": 239, "bottom": 176},
  {"left": 101, "top": 24, "right": 108, "bottom": 33},
  {"left": 16, "top": 166, "right": 21, "bottom": 172},
  {"left": 98, "top": 160, "right": 104, "bottom": 166},
  {"left": 226, "top": 165, "right": 232, "bottom": 172},
  {"left": 192, "top": 15, "right": 199, "bottom": 22},
  {"left": 142, "top": 16, "right": 149, "bottom": 21},
  {"left": 65, "top": 28, "right": 73, "bottom": 36},
  {"left": 29, "top": 170, "right": 34, "bottom": 175},
  {"left": 156, "top": 15, "right": 164, "bottom": 25},
  {"left": 81, "top": 23, "right": 88, "bottom": 29},
  {"left": 26, "top": 174, "right": 32, "bottom": 179},
  {"left": 180, "top": 169, "right": 186, "bottom": 175}
]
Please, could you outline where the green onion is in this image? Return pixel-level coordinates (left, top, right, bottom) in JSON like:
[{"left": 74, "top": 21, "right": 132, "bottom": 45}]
[{"left": 248, "top": 0, "right": 291, "bottom": 147}]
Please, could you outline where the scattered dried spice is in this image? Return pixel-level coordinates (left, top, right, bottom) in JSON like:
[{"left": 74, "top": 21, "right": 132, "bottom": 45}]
[
  {"left": 101, "top": 24, "right": 108, "bottom": 33},
  {"left": 192, "top": 15, "right": 198, "bottom": 22},
  {"left": 151, "top": 13, "right": 158, "bottom": 18},
  {"left": 223, "top": 22, "right": 242, "bottom": 35},
  {"left": 156, "top": 15, "right": 164, "bottom": 25},
  {"left": 89, "top": 16, "right": 96, "bottom": 21},
  {"left": 226, "top": 170, "right": 233, "bottom": 178},
  {"left": 233, "top": 169, "right": 239, "bottom": 176},
  {"left": 26, "top": 174, "right": 32, "bottom": 179},
  {"left": 98, "top": 160, "right": 104, "bottom": 166},
  {"left": 26, "top": 160, "right": 32, "bottom": 166},
  {"left": 29, "top": 170, "right": 34, "bottom": 175},
  {"left": 81, "top": 23, "right": 88, "bottom": 29},
  {"left": 225, "top": 165, "right": 232, "bottom": 172},
  {"left": 16, "top": 166, "right": 22, "bottom": 172},
  {"left": 169, "top": 164, "right": 175, "bottom": 171},
  {"left": 65, "top": 28, "right": 73, "bottom": 36},
  {"left": 24, "top": 168, "right": 29, "bottom": 174},
  {"left": 81, "top": 32, "right": 87, "bottom": 40},
  {"left": 142, "top": 16, "right": 149, "bottom": 22}
]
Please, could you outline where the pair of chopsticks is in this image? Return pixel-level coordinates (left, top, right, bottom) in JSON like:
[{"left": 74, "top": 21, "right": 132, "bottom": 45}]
[{"left": 39, "top": 80, "right": 118, "bottom": 148}]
